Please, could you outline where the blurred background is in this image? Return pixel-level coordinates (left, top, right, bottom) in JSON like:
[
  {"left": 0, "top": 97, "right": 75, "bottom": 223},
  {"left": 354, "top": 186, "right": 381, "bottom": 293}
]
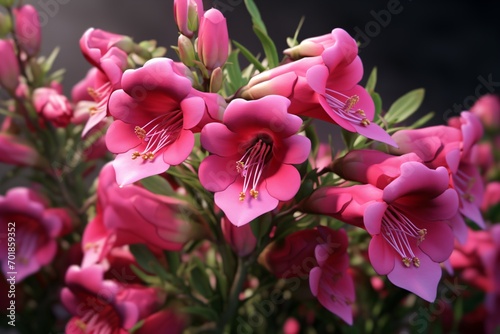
[{"left": 15, "top": 0, "right": 500, "bottom": 131}]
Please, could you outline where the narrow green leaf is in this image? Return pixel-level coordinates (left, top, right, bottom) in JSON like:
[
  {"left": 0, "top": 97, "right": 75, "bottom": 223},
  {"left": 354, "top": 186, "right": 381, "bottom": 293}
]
[
  {"left": 286, "top": 16, "right": 306, "bottom": 48},
  {"left": 371, "top": 91, "right": 383, "bottom": 121},
  {"left": 385, "top": 88, "right": 425, "bottom": 124},
  {"left": 129, "top": 244, "right": 169, "bottom": 282},
  {"left": 232, "top": 40, "right": 265, "bottom": 73},
  {"left": 189, "top": 258, "right": 213, "bottom": 299},
  {"left": 140, "top": 174, "right": 175, "bottom": 196},
  {"left": 365, "top": 67, "right": 377, "bottom": 93},
  {"left": 410, "top": 111, "right": 435, "bottom": 129},
  {"left": 244, "top": 0, "right": 268, "bottom": 34},
  {"left": 181, "top": 306, "right": 219, "bottom": 321},
  {"left": 224, "top": 50, "right": 246, "bottom": 95},
  {"left": 41, "top": 47, "right": 60, "bottom": 73},
  {"left": 253, "top": 24, "right": 279, "bottom": 69}
]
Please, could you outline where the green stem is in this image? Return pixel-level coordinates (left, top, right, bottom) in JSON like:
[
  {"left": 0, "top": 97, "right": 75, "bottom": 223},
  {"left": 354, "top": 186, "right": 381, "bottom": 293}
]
[{"left": 217, "top": 257, "right": 247, "bottom": 333}]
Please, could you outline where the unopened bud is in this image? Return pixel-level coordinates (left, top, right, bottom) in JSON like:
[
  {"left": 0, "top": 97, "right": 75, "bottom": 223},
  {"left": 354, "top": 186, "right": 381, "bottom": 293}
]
[
  {"left": 0, "top": 39, "right": 20, "bottom": 94},
  {"left": 173, "top": 0, "right": 204, "bottom": 38},
  {"left": 178, "top": 34, "right": 195, "bottom": 66},
  {"left": 13, "top": 4, "right": 41, "bottom": 57},
  {"left": 197, "top": 8, "right": 229, "bottom": 70},
  {"left": 209, "top": 67, "right": 223, "bottom": 93}
]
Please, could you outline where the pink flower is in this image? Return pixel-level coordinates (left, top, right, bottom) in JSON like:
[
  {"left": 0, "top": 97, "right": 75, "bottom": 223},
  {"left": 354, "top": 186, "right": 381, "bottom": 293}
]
[
  {"left": 81, "top": 163, "right": 197, "bottom": 266},
  {"left": 61, "top": 264, "right": 164, "bottom": 333},
  {"left": 0, "top": 133, "right": 42, "bottom": 167},
  {"left": 391, "top": 112, "right": 486, "bottom": 230},
  {"left": 173, "top": 0, "right": 204, "bottom": 38},
  {"left": 80, "top": 28, "right": 132, "bottom": 68},
  {"left": 283, "top": 318, "right": 300, "bottom": 334},
  {"left": 33, "top": 87, "right": 73, "bottom": 127},
  {"left": 106, "top": 58, "right": 208, "bottom": 186},
  {"left": 482, "top": 182, "right": 500, "bottom": 213},
  {"left": 79, "top": 47, "right": 128, "bottom": 136},
  {"left": 309, "top": 228, "right": 355, "bottom": 325},
  {"left": 222, "top": 217, "right": 257, "bottom": 257},
  {"left": 262, "top": 226, "right": 354, "bottom": 324},
  {"left": 199, "top": 96, "right": 310, "bottom": 226},
  {"left": 470, "top": 94, "right": 500, "bottom": 131},
  {"left": 0, "top": 188, "right": 71, "bottom": 281},
  {"left": 241, "top": 28, "right": 396, "bottom": 146},
  {"left": 304, "top": 162, "right": 459, "bottom": 302},
  {"left": 136, "top": 309, "right": 187, "bottom": 334},
  {"left": 197, "top": 8, "right": 229, "bottom": 70},
  {"left": 0, "top": 39, "right": 20, "bottom": 94},
  {"left": 13, "top": 5, "right": 41, "bottom": 57}
]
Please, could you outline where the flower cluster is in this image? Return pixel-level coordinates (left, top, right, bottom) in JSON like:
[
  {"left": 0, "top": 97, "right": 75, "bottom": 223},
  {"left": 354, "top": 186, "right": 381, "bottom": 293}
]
[{"left": 0, "top": 0, "right": 499, "bottom": 333}]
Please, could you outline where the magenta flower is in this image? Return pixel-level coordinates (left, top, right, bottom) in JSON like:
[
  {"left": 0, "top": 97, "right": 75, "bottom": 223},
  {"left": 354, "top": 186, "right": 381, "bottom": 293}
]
[
  {"left": 77, "top": 46, "right": 128, "bottom": 136},
  {"left": 470, "top": 94, "right": 500, "bottom": 131},
  {"left": 199, "top": 96, "right": 310, "bottom": 226},
  {"left": 262, "top": 226, "right": 354, "bottom": 324},
  {"left": 391, "top": 112, "right": 486, "bottom": 230},
  {"left": 0, "top": 39, "right": 20, "bottom": 94},
  {"left": 0, "top": 188, "right": 71, "bottom": 282},
  {"left": 106, "top": 57, "right": 207, "bottom": 186},
  {"left": 61, "top": 264, "right": 164, "bottom": 333},
  {"left": 33, "top": 87, "right": 73, "bottom": 127},
  {"left": 197, "top": 8, "right": 229, "bottom": 70},
  {"left": 304, "top": 161, "right": 459, "bottom": 302},
  {"left": 0, "top": 133, "right": 42, "bottom": 168},
  {"left": 221, "top": 217, "right": 257, "bottom": 257},
  {"left": 81, "top": 163, "right": 197, "bottom": 267},
  {"left": 13, "top": 5, "right": 41, "bottom": 57},
  {"left": 80, "top": 28, "right": 132, "bottom": 68},
  {"left": 310, "top": 228, "right": 355, "bottom": 325},
  {"left": 241, "top": 28, "right": 396, "bottom": 146},
  {"left": 284, "top": 32, "right": 338, "bottom": 59}
]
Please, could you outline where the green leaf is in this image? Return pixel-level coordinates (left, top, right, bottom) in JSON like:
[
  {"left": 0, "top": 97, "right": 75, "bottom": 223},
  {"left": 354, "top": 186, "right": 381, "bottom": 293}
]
[
  {"left": 253, "top": 24, "right": 279, "bottom": 69},
  {"left": 224, "top": 50, "right": 246, "bottom": 96},
  {"left": 232, "top": 40, "right": 265, "bottom": 73},
  {"left": 129, "top": 243, "right": 169, "bottom": 282},
  {"left": 243, "top": 0, "right": 268, "bottom": 34},
  {"left": 365, "top": 67, "right": 377, "bottom": 93},
  {"left": 188, "top": 258, "right": 213, "bottom": 299},
  {"left": 286, "top": 16, "right": 306, "bottom": 48},
  {"left": 181, "top": 306, "right": 219, "bottom": 321},
  {"left": 371, "top": 91, "right": 383, "bottom": 121},
  {"left": 409, "top": 111, "right": 435, "bottom": 129},
  {"left": 244, "top": 0, "right": 279, "bottom": 68},
  {"left": 140, "top": 174, "right": 175, "bottom": 196},
  {"left": 384, "top": 88, "right": 425, "bottom": 124},
  {"left": 41, "top": 47, "right": 60, "bottom": 73}
]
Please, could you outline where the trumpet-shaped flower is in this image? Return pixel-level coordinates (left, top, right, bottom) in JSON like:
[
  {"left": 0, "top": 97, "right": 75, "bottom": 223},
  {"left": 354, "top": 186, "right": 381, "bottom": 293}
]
[
  {"left": 303, "top": 161, "right": 459, "bottom": 302},
  {"left": 241, "top": 28, "right": 396, "bottom": 146},
  {"left": 106, "top": 58, "right": 207, "bottom": 186},
  {"left": 199, "top": 96, "right": 310, "bottom": 226},
  {"left": 0, "top": 188, "right": 71, "bottom": 281}
]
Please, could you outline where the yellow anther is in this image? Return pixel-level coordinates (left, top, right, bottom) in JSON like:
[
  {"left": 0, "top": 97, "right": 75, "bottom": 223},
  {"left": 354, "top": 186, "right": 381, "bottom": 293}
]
[
  {"left": 75, "top": 319, "right": 87, "bottom": 330},
  {"left": 361, "top": 118, "right": 371, "bottom": 126},
  {"left": 134, "top": 126, "right": 146, "bottom": 140},
  {"left": 141, "top": 152, "right": 155, "bottom": 160},
  {"left": 236, "top": 161, "right": 245, "bottom": 173},
  {"left": 89, "top": 106, "right": 98, "bottom": 116},
  {"left": 413, "top": 257, "right": 420, "bottom": 268},
  {"left": 357, "top": 109, "right": 366, "bottom": 117},
  {"left": 87, "top": 87, "right": 99, "bottom": 101},
  {"left": 131, "top": 151, "right": 141, "bottom": 160},
  {"left": 239, "top": 192, "right": 246, "bottom": 201},
  {"left": 402, "top": 257, "right": 411, "bottom": 268},
  {"left": 250, "top": 189, "right": 259, "bottom": 199},
  {"left": 343, "top": 95, "right": 359, "bottom": 111}
]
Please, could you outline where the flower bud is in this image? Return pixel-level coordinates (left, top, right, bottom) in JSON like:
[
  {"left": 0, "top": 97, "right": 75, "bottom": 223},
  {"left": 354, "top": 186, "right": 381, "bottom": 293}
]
[
  {"left": 33, "top": 87, "right": 73, "bottom": 127},
  {"left": 0, "top": 39, "right": 20, "bottom": 93},
  {"left": 177, "top": 34, "right": 195, "bottom": 66},
  {"left": 0, "top": 12, "right": 12, "bottom": 38},
  {"left": 221, "top": 218, "right": 256, "bottom": 257},
  {"left": 197, "top": 8, "right": 229, "bottom": 70},
  {"left": 470, "top": 94, "right": 500, "bottom": 131},
  {"left": 173, "top": 0, "right": 204, "bottom": 38},
  {"left": 209, "top": 67, "right": 223, "bottom": 93},
  {"left": 0, "top": 133, "right": 42, "bottom": 167},
  {"left": 13, "top": 5, "right": 41, "bottom": 57}
]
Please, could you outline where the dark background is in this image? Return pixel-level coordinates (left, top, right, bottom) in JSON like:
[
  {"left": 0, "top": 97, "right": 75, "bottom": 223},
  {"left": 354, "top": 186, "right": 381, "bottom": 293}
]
[{"left": 18, "top": 0, "right": 500, "bottom": 130}]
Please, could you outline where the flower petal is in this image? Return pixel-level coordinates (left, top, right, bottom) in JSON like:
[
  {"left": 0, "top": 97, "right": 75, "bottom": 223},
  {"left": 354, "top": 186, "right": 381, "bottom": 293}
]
[
  {"left": 201, "top": 123, "right": 240, "bottom": 157},
  {"left": 161, "top": 129, "right": 194, "bottom": 165},
  {"left": 368, "top": 235, "right": 395, "bottom": 275},
  {"left": 112, "top": 151, "right": 170, "bottom": 186},
  {"left": 265, "top": 164, "right": 301, "bottom": 201},
  {"left": 106, "top": 120, "right": 141, "bottom": 154},
  {"left": 199, "top": 155, "right": 238, "bottom": 192}
]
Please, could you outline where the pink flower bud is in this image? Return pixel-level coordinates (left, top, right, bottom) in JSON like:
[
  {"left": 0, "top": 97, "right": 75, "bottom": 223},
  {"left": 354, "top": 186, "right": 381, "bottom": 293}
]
[
  {"left": 222, "top": 217, "right": 257, "bottom": 257},
  {"left": 470, "top": 94, "right": 500, "bottom": 131},
  {"left": 33, "top": 87, "right": 73, "bottom": 127},
  {"left": 0, "top": 39, "right": 19, "bottom": 93},
  {"left": 284, "top": 32, "right": 336, "bottom": 59},
  {"left": 13, "top": 5, "right": 41, "bottom": 57},
  {"left": 197, "top": 8, "right": 229, "bottom": 70},
  {"left": 173, "top": 0, "right": 204, "bottom": 38}
]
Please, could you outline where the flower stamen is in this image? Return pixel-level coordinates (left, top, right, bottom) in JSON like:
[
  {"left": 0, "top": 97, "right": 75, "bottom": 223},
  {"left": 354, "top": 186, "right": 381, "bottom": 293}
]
[{"left": 324, "top": 90, "right": 371, "bottom": 127}]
